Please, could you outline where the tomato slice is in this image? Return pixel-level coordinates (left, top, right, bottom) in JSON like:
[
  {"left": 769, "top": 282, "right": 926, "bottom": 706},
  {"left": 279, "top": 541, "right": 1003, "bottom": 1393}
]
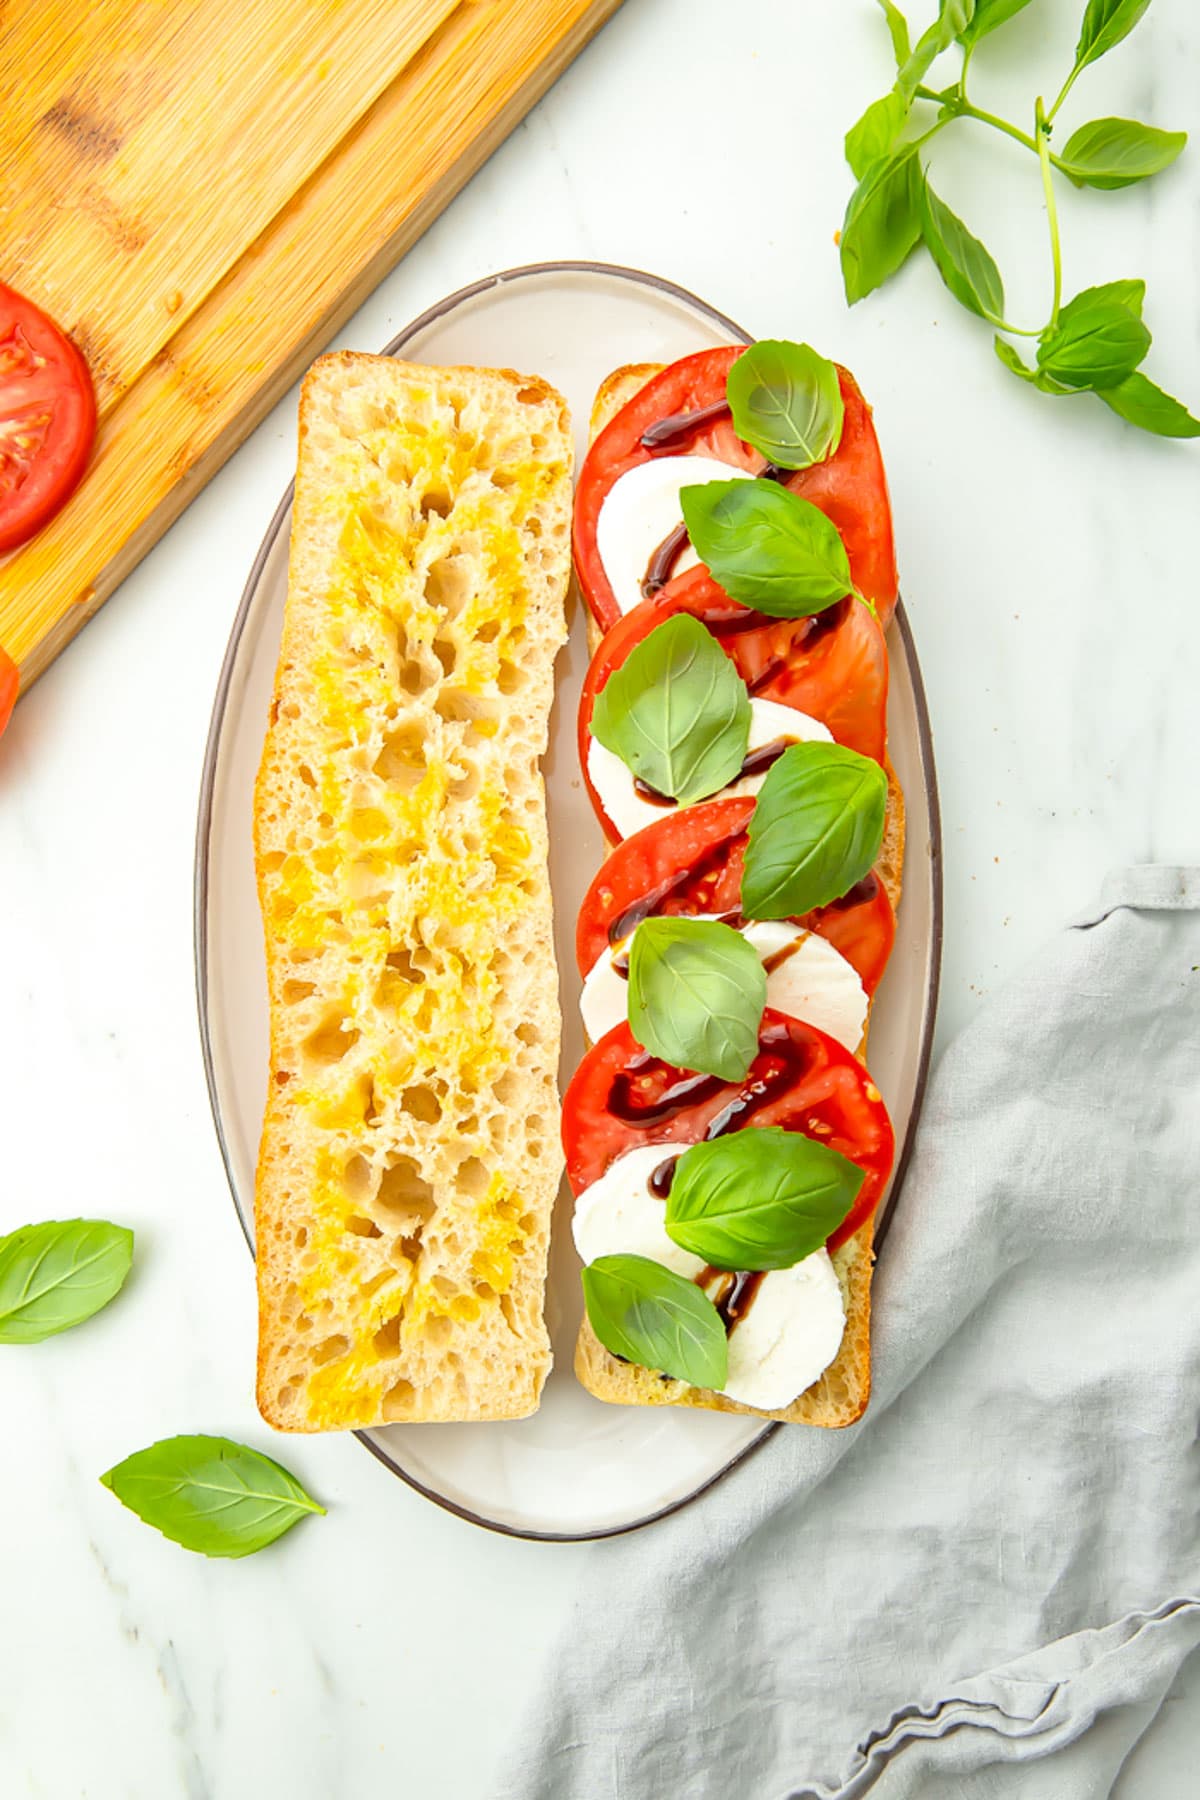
[
  {"left": 0, "top": 645, "right": 17, "bottom": 737},
  {"left": 575, "top": 797, "right": 895, "bottom": 993},
  {"left": 574, "top": 345, "right": 898, "bottom": 632},
  {"left": 0, "top": 284, "right": 96, "bottom": 555},
  {"left": 578, "top": 577, "right": 888, "bottom": 841},
  {"left": 562, "top": 1011, "right": 894, "bottom": 1252}
]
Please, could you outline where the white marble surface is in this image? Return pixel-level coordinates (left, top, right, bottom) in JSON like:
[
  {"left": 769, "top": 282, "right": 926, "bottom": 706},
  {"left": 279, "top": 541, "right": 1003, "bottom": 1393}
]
[{"left": 2, "top": 0, "right": 1198, "bottom": 1793}]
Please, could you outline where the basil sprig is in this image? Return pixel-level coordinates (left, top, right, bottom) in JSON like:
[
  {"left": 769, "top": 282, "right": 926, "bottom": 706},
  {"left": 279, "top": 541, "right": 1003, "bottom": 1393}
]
[
  {"left": 727, "top": 341, "right": 845, "bottom": 470},
  {"left": 665, "top": 1128, "right": 864, "bottom": 1272},
  {"left": 742, "top": 742, "right": 888, "bottom": 919},
  {"left": 582, "top": 1254, "right": 728, "bottom": 1390},
  {"left": 0, "top": 1219, "right": 133, "bottom": 1344},
  {"left": 839, "top": 0, "right": 1197, "bottom": 437},
  {"left": 627, "top": 917, "right": 766, "bottom": 1082},
  {"left": 680, "top": 479, "right": 856, "bottom": 616},
  {"left": 591, "top": 614, "right": 750, "bottom": 805},
  {"left": 101, "top": 1435, "right": 325, "bottom": 1558}
]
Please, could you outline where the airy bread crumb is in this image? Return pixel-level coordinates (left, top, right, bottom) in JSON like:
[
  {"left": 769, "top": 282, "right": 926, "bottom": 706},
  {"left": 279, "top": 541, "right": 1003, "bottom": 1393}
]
[{"left": 253, "top": 354, "right": 571, "bottom": 1430}]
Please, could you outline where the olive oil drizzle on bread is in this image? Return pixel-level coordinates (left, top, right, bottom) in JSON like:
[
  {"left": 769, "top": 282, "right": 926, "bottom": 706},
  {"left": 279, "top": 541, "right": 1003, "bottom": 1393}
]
[{"left": 254, "top": 355, "right": 571, "bottom": 1430}]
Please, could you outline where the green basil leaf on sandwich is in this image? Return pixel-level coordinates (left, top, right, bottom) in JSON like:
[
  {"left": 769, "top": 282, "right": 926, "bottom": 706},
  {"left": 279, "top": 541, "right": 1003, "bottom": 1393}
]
[
  {"left": 741, "top": 741, "right": 887, "bottom": 918},
  {"left": 582, "top": 1254, "right": 729, "bottom": 1390}
]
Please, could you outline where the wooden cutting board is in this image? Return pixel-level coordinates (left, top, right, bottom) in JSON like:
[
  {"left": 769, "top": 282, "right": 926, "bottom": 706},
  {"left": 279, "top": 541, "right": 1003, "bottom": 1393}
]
[{"left": 0, "top": 0, "right": 624, "bottom": 690}]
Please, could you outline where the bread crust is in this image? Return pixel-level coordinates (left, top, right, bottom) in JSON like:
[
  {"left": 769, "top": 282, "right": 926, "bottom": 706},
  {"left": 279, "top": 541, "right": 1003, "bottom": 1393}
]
[
  {"left": 572, "top": 361, "right": 903, "bottom": 1427},
  {"left": 254, "top": 353, "right": 572, "bottom": 1429}
]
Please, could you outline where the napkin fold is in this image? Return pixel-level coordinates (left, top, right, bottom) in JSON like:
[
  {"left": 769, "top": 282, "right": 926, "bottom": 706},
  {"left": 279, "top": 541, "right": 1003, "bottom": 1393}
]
[{"left": 497, "top": 867, "right": 1200, "bottom": 1800}]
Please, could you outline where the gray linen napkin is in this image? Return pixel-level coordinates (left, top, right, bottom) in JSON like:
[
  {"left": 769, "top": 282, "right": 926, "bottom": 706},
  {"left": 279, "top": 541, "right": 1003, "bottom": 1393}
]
[{"left": 497, "top": 867, "right": 1200, "bottom": 1800}]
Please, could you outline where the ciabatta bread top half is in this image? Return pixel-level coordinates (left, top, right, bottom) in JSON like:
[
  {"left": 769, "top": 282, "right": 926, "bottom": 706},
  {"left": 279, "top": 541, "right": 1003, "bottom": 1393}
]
[{"left": 254, "top": 354, "right": 571, "bottom": 1430}]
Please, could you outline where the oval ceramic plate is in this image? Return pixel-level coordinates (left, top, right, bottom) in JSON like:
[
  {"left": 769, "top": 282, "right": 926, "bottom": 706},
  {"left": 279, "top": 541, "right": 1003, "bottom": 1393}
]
[{"left": 196, "top": 261, "right": 941, "bottom": 1541}]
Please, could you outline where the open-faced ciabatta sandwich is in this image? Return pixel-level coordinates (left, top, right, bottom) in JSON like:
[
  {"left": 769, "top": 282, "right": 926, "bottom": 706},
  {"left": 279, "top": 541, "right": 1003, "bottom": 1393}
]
[
  {"left": 565, "top": 343, "right": 902, "bottom": 1426},
  {"left": 252, "top": 337, "right": 900, "bottom": 1433}
]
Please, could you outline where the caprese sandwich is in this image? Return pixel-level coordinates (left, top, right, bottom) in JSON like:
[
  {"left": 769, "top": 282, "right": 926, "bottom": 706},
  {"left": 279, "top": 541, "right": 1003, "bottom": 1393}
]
[{"left": 564, "top": 339, "right": 903, "bottom": 1426}]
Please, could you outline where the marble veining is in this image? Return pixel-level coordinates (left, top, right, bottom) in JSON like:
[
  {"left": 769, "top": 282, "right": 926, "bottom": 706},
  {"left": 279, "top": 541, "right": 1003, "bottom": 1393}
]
[{"left": 2, "top": 0, "right": 1199, "bottom": 1793}]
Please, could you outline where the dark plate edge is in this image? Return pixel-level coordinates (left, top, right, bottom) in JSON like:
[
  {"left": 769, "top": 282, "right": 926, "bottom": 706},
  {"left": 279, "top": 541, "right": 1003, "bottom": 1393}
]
[{"left": 193, "top": 258, "right": 941, "bottom": 1544}]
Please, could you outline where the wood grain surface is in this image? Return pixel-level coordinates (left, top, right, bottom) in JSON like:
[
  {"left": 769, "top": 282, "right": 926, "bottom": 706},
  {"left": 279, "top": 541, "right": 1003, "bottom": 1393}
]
[{"left": 0, "top": 0, "right": 624, "bottom": 689}]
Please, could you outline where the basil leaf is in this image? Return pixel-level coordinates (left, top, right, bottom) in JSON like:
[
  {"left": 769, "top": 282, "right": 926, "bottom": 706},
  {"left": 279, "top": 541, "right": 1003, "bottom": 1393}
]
[
  {"left": 582, "top": 1254, "right": 728, "bottom": 1390},
  {"left": 960, "top": 0, "right": 1035, "bottom": 45},
  {"left": 846, "top": 90, "right": 910, "bottom": 181},
  {"left": 1075, "top": 0, "right": 1154, "bottom": 72},
  {"left": 921, "top": 182, "right": 1005, "bottom": 321},
  {"left": 939, "top": 0, "right": 976, "bottom": 37},
  {"left": 101, "top": 1435, "right": 325, "bottom": 1558},
  {"left": 627, "top": 917, "right": 766, "bottom": 1083},
  {"left": 874, "top": 0, "right": 911, "bottom": 66},
  {"left": 742, "top": 741, "right": 888, "bottom": 919},
  {"left": 994, "top": 336, "right": 1038, "bottom": 384},
  {"left": 727, "top": 341, "right": 845, "bottom": 470},
  {"left": 1058, "top": 116, "right": 1186, "bottom": 189},
  {"left": 591, "top": 614, "right": 750, "bottom": 806},
  {"left": 0, "top": 1219, "right": 133, "bottom": 1344},
  {"left": 665, "top": 1128, "right": 864, "bottom": 1272},
  {"left": 1098, "top": 371, "right": 1200, "bottom": 437},
  {"left": 1037, "top": 286, "right": 1150, "bottom": 390},
  {"left": 680, "top": 479, "right": 853, "bottom": 615},
  {"left": 840, "top": 144, "right": 924, "bottom": 304}
]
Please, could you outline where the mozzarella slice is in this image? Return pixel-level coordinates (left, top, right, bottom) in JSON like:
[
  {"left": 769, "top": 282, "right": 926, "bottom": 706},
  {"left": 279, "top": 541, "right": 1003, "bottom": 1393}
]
[
  {"left": 573, "top": 1143, "right": 846, "bottom": 1411},
  {"left": 587, "top": 695, "right": 832, "bottom": 842},
  {"left": 595, "top": 455, "right": 754, "bottom": 617},
  {"left": 580, "top": 917, "right": 868, "bottom": 1051}
]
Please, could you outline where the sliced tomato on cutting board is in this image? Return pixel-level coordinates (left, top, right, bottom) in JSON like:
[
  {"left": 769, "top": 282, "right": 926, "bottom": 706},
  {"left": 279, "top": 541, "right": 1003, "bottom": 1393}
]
[
  {"left": 575, "top": 798, "right": 895, "bottom": 995},
  {"left": 0, "top": 283, "right": 96, "bottom": 556},
  {"left": 574, "top": 345, "right": 898, "bottom": 632},
  {"left": 0, "top": 646, "right": 18, "bottom": 737},
  {"left": 562, "top": 1011, "right": 895, "bottom": 1253}
]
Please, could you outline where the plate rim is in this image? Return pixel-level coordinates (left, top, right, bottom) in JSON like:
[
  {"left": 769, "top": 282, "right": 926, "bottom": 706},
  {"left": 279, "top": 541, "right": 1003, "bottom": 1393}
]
[{"left": 193, "top": 257, "right": 943, "bottom": 1544}]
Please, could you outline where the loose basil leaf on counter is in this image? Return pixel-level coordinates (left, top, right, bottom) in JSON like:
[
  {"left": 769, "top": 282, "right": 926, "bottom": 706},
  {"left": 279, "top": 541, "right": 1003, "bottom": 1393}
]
[
  {"left": 0, "top": 1219, "right": 134, "bottom": 1344},
  {"left": 874, "top": 0, "right": 911, "bottom": 66},
  {"left": 845, "top": 90, "right": 909, "bottom": 181},
  {"left": 590, "top": 614, "right": 750, "bottom": 806},
  {"left": 840, "top": 143, "right": 924, "bottom": 304},
  {"left": 1057, "top": 117, "right": 1187, "bottom": 189},
  {"left": 921, "top": 183, "right": 1004, "bottom": 322},
  {"left": 627, "top": 916, "right": 766, "bottom": 1083},
  {"left": 100, "top": 1435, "right": 325, "bottom": 1558},
  {"left": 680, "top": 480, "right": 853, "bottom": 615},
  {"left": 582, "top": 1254, "right": 729, "bottom": 1391},
  {"left": 1074, "top": 0, "right": 1154, "bottom": 74},
  {"left": 1098, "top": 371, "right": 1200, "bottom": 437},
  {"left": 666, "top": 1128, "right": 864, "bottom": 1272},
  {"left": 742, "top": 742, "right": 888, "bottom": 919},
  {"left": 958, "top": 0, "right": 1035, "bottom": 46},
  {"left": 1037, "top": 284, "right": 1150, "bottom": 391},
  {"left": 727, "top": 341, "right": 845, "bottom": 470}
]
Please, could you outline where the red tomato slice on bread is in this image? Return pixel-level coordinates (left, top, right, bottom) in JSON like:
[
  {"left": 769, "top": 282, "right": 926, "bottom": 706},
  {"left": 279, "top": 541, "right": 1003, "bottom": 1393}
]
[
  {"left": 577, "top": 580, "right": 888, "bottom": 841},
  {"left": 0, "top": 284, "right": 96, "bottom": 556},
  {"left": 562, "top": 1011, "right": 895, "bottom": 1253},
  {"left": 574, "top": 798, "right": 895, "bottom": 994},
  {"left": 574, "top": 345, "right": 897, "bottom": 632}
]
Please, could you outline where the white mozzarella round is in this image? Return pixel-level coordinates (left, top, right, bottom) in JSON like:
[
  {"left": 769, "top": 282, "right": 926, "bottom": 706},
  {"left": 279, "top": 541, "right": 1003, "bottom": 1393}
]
[
  {"left": 744, "top": 923, "right": 869, "bottom": 1052},
  {"left": 571, "top": 1145, "right": 697, "bottom": 1279},
  {"left": 573, "top": 1144, "right": 847, "bottom": 1411},
  {"left": 719, "top": 1249, "right": 845, "bottom": 1411},
  {"left": 595, "top": 455, "right": 754, "bottom": 617},
  {"left": 588, "top": 695, "right": 832, "bottom": 841},
  {"left": 580, "top": 917, "right": 868, "bottom": 1051}
]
